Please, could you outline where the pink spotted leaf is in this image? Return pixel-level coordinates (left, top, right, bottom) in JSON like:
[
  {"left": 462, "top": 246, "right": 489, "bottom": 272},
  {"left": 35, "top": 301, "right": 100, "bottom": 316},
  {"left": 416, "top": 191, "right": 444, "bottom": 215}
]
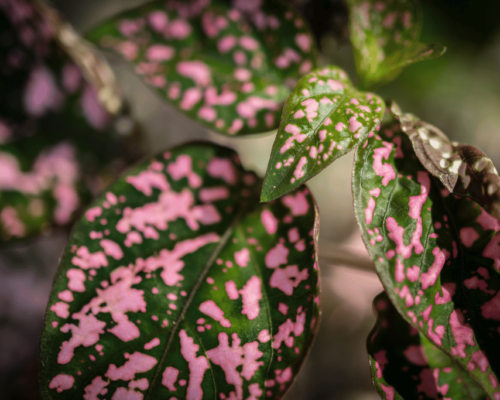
[
  {"left": 390, "top": 101, "right": 500, "bottom": 220},
  {"left": 40, "top": 142, "right": 320, "bottom": 399},
  {"left": 353, "top": 122, "right": 500, "bottom": 397},
  {"left": 261, "top": 65, "right": 384, "bottom": 202},
  {"left": 368, "top": 292, "right": 487, "bottom": 400},
  {"left": 86, "top": 0, "right": 318, "bottom": 136},
  {"left": 347, "top": 0, "right": 446, "bottom": 89}
]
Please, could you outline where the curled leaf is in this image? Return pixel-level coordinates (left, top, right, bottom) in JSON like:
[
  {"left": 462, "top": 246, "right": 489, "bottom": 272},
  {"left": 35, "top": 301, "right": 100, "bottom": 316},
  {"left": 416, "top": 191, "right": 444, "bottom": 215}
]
[
  {"left": 369, "top": 292, "right": 487, "bottom": 400},
  {"left": 261, "top": 65, "right": 384, "bottom": 202},
  {"left": 347, "top": 0, "right": 446, "bottom": 89},
  {"left": 86, "top": 0, "right": 318, "bottom": 136},
  {"left": 390, "top": 101, "right": 500, "bottom": 220},
  {"left": 353, "top": 122, "right": 500, "bottom": 397},
  {"left": 40, "top": 142, "right": 320, "bottom": 399}
]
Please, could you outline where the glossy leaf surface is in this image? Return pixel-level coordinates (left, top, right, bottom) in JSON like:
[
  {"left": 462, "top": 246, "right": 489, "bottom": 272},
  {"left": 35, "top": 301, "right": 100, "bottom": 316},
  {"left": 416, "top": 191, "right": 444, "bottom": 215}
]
[
  {"left": 347, "top": 0, "right": 446, "bottom": 89},
  {"left": 390, "top": 102, "right": 500, "bottom": 220},
  {"left": 0, "top": 0, "right": 133, "bottom": 241},
  {"left": 40, "top": 142, "right": 320, "bottom": 399},
  {"left": 87, "top": 0, "right": 318, "bottom": 136},
  {"left": 368, "top": 292, "right": 487, "bottom": 400},
  {"left": 353, "top": 123, "right": 500, "bottom": 397},
  {"left": 261, "top": 66, "right": 384, "bottom": 202}
]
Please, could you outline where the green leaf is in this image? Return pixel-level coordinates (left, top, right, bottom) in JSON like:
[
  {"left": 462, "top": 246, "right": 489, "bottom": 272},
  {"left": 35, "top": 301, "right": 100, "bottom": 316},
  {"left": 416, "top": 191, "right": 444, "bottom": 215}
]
[
  {"left": 369, "top": 292, "right": 488, "bottom": 400},
  {"left": 390, "top": 101, "right": 500, "bottom": 220},
  {"left": 353, "top": 122, "right": 500, "bottom": 397},
  {"left": 86, "top": 0, "right": 318, "bottom": 136},
  {"left": 40, "top": 142, "right": 320, "bottom": 399},
  {"left": 347, "top": 0, "right": 446, "bottom": 89},
  {"left": 261, "top": 65, "right": 384, "bottom": 202},
  {"left": 0, "top": 1, "right": 134, "bottom": 242}
]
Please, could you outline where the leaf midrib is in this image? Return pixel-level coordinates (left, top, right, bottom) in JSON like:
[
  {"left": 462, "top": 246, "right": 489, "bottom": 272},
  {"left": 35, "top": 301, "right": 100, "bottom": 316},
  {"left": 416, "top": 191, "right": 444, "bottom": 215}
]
[{"left": 144, "top": 201, "right": 251, "bottom": 399}]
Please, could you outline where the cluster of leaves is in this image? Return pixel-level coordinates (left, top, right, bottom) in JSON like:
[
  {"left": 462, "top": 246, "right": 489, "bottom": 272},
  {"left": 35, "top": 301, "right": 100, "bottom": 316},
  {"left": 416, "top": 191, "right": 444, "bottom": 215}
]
[
  {"left": 23, "top": 0, "right": 500, "bottom": 399},
  {"left": 0, "top": 0, "right": 135, "bottom": 242}
]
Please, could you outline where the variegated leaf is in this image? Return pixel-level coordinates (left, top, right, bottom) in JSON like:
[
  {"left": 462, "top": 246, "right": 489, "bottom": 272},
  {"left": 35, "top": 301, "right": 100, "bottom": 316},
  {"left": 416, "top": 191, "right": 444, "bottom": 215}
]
[
  {"left": 261, "top": 65, "right": 384, "bottom": 202},
  {"left": 0, "top": 139, "right": 88, "bottom": 241},
  {"left": 40, "top": 142, "right": 320, "bottom": 399},
  {"left": 347, "top": 0, "right": 446, "bottom": 89},
  {"left": 369, "top": 292, "right": 487, "bottom": 400},
  {"left": 390, "top": 101, "right": 500, "bottom": 220},
  {"left": 353, "top": 122, "right": 500, "bottom": 397},
  {"left": 0, "top": 0, "right": 134, "bottom": 241},
  {"left": 86, "top": 0, "right": 318, "bottom": 136}
]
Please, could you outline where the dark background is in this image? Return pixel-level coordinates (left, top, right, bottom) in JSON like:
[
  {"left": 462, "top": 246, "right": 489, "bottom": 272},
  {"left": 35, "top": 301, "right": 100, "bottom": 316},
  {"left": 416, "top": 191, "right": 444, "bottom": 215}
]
[{"left": 1, "top": 0, "right": 499, "bottom": 399}]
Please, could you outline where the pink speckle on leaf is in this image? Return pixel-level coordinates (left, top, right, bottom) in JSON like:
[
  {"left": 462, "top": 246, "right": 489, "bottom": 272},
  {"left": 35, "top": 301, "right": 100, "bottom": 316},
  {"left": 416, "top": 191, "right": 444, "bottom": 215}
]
[
  {"left": 234, "top": 248, "right": 250, "bottom": 267},
  {"left": 51, "top": 302, "right": 70, "bottom": 318},
  {"left": 199, "top": 300, "right": 231, "bottom": 327},
  {"left": 420, "top": 247, "right": 449, "bottom": 290},
  {"left": 24, "top": 66, "right": 62, "bottom": 117},
  {"left": 272, "top": 310, "right": 306, "bottom": 349},
  {"left": 146, "top": 44, "right": 175, "bottom": 61},
  {"left": 258, "top": 329, "right": 271, "bottom": 343},
  {"left": 218, "top": 35, "right": 237, "bottom": 53},
  {"left": 225, "top": 281, "right": 239, "bottom": 300},
  {"left": 168, "top": 19, "right": 192, "bottom": 39},
  {"left": 179, "top": 330, "right": 210, "bottom": 400},
  {"left": 117, "top": 189, "right": 220, "bottom": 239},
  {"left": 67, "top": 269, "right": 86, "bottom": 292},
  {"left": 239, "top": 276, "right": 262, "bottom": 320},
  {"left": 148, "top": 10, "right": 168, "bottom": 32},
  {"left": 49, "top": 374, "right": 74, "bottom": 393},
  {"left": 58, "top": 290, "right": 74, "bottom": 302},
  {"left": 199, "top": 187, "right": 229, "bottom": 202},
  {"left": 265, "top": 243, "right": 289, "bottom": 268},
  {"left": 482, "top": 291, "right": 500, "bottom": 320},
  {"left": 294, "top": 156, "right": 307, "bottom": 180},
  {"left": 143, "top": 234, "right": 219, "bottom": 286},
  {"left": 167, "top": 155, "right": 202, "bottom": 188},
  {"left": 207, "top": 158, "right": 237, "bottom": 184},
  {"left": 282, "top": 191, "right": 309, "bottom": 215},
  {"left": 144, "top": 338, "right": 160, "bottom": 350},
  {"left": 177, "top": 60, "right": 211, "bottom": 87},
  {"left": 86, "top": 207, "right": 102, "bottom": 222},
  {"left": 106, "top": 352, "right": 157, "bottom": 381},
  {"left": 295, "top": 33, "right": 311, "bottom": 52},
  {"left": 327, "top": 79, "right": 343, "bottom": 91},
  {"left": 162, "top": 366, "right": 179, "bottom": 391},
  {"left": 270, "top": 265, "right": 309, "bottom": 296},
  {"left": 100, "top": 239, "right": 124, "bottom": 260},
  {"left": 483, "top": 233, "right": 500, "bottom": 272},
  {"left": 261, "top": 209, "right": 278, "bottom": 235},
  {"left": 71, "top": 246, "right": 108, "bottom": 270},
  {"left": 372, "top": 141, "right": 395, "bottom": 186},
  {"left": 280, "top": 124, "right": 307, "bottom": 154},
  {"left": 449, "top": 310, "right": 475, "bottom": 358},
  {"left": 58, "top": 314, "right": 106, "bottom": 364},
  {"left": 83, "top": 376, "right": 108, "bottom": 399},
  {"left": 206, "top": 332, "right": 263, "bottom": 399},
  {"left": 348, "top": 116, "right": 362, "bottom": 133},
  {"left": 278, "top": 303, "right": 289, "bottom": 315}
]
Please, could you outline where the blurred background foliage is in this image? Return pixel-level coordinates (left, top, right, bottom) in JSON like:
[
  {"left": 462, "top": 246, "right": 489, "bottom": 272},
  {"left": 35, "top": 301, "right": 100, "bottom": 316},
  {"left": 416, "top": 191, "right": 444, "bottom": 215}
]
[{"left": 1, "top": 0, "right": 499, "bottom": 399}]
